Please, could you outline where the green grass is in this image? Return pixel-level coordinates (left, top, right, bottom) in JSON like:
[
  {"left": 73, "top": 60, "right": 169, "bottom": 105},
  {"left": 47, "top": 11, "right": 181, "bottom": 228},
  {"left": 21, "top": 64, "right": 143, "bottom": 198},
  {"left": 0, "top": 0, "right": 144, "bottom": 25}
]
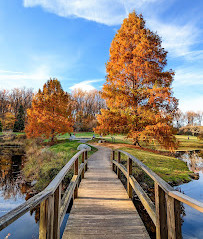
[
  {"left": 23, "top": 139, "right": 97, "bottom": 191},
  {"left": 57, "top": 132, "right": 99, "bottom": 140},
  {"left": 95, "top": 133, "right": 203, "bottom": 151},
  {"left": 118, "top": 147, "right": 193, "bottom": 185},
  {"left": 175, "top": 135, "right": 203, "bottom": 151}
]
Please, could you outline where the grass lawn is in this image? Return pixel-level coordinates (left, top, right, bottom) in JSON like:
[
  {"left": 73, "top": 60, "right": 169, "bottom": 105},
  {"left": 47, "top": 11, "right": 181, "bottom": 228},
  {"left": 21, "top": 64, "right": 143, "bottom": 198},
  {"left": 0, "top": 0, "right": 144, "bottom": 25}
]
[
  {"left": 117, "top": 146, "right": 194, "bottom": 185},
  {"left": 175, "top": 135, "right": 203, "bottom": 151},
  {"left": 95, "top": 134, "right": 203, "bottom": 151},
  {"left": 23, "top": 139, "right": 97, "bottom": 191}
]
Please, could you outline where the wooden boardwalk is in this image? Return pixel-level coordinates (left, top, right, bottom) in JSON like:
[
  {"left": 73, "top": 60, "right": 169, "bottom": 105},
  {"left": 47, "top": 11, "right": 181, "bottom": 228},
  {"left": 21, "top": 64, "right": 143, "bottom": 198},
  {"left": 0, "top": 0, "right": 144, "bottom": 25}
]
[{"left": 62, "top": 147, "right": 150, "bottom": 239}]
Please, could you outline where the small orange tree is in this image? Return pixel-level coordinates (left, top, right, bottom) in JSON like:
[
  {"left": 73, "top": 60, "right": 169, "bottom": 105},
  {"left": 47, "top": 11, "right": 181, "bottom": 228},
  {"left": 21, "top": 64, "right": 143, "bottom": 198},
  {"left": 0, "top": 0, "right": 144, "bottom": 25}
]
[
  {"left": 95, "top": 11, "right": 178, "bottom": 150},
  {"left": 25, "top": 79, "right": 73, "bottom": 141}
]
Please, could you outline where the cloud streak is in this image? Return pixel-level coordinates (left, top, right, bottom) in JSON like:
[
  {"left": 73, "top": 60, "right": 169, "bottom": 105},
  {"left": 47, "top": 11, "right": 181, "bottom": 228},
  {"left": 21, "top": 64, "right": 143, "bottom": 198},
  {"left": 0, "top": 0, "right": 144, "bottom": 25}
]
[
  {"left": 23, "top": 0, "right": 202, "bottom": 60},
  {"left": 69, "top": 79, "right": 103, "bottom": 92},
  {"left": 0, "top": 66, "right": 50, "bottom": 90},
  {"left": 23, "top": 0, "right": 158, "bottom": 26}
]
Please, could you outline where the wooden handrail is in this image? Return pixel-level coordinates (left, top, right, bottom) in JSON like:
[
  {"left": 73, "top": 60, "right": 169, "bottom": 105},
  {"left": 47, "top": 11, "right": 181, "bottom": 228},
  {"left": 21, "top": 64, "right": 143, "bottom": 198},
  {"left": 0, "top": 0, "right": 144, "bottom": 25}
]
[
  {"left": 116, "top": 150, "right": 203, "bottom": 212},
  {"left": 0, "top": 149, "right": 89, "bottom": 239},
  {"left": 112, "top": 149, "right": 203, "bottom": 239}
]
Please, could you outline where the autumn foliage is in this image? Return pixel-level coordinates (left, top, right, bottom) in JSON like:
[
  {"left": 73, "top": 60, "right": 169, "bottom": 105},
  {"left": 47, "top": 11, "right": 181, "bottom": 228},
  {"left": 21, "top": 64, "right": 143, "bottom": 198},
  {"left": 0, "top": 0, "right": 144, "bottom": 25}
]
[
  {"left": 25, "top": 79, "right": 73, "bottom": 141},
  {"left": 95, "top": 11, "right": 178, "bottom": 150}
]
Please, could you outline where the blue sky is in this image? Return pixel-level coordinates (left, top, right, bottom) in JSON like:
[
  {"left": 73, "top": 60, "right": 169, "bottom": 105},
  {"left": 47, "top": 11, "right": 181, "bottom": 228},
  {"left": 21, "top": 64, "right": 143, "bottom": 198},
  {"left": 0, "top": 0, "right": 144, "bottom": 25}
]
[{"left": 0, "top": 0, "right": 202, "bottom": 112}]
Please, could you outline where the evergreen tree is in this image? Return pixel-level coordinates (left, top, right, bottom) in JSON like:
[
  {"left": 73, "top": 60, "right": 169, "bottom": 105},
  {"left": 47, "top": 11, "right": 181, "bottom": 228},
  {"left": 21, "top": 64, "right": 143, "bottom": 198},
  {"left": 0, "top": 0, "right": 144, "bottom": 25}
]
[{"left": 13, "top": 105, "right": 25, "bottom": 132}]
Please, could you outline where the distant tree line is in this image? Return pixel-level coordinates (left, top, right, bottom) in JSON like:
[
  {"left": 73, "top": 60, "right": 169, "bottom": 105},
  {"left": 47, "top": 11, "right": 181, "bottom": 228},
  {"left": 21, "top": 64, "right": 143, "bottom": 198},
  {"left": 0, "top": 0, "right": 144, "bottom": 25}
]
[
  {"left": 72, "top": 89, "right": 106, "bottom": 132},
  {"left": 174, "top": 110, "right": 203, "bottom": 128},
  {"left": 0, "top": 88, "right": 33, "bottom": 131},
  {"left": 0, "top": 86, "right": 105, "bottom": 132}
]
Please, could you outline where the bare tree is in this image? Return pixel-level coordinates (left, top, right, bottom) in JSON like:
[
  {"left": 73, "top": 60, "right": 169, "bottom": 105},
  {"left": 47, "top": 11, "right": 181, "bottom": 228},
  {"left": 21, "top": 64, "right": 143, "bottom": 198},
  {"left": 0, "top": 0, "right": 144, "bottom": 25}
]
[{"left": 72, "top": 89, "right": 106, "bottom": 131}]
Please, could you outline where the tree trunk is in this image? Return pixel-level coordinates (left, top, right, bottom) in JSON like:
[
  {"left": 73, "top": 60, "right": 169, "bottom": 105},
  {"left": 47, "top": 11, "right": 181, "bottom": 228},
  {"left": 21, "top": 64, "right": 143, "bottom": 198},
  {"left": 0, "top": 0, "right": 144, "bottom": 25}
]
[
  {"left": 133, "top": 140, "right": 141, "bottom": 147},
  {"left": 51, "top": 129, "right": 55, "bottom": 143}
]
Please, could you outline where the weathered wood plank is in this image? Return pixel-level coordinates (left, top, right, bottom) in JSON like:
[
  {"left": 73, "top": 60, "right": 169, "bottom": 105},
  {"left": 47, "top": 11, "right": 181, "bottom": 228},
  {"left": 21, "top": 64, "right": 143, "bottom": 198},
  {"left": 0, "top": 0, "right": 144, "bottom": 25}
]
[
  {"left": 62, "top": 147, "right": 150, "bottom": 239},
  {"left": 155, "top": 182, "right": 168, "bottom": 239}
]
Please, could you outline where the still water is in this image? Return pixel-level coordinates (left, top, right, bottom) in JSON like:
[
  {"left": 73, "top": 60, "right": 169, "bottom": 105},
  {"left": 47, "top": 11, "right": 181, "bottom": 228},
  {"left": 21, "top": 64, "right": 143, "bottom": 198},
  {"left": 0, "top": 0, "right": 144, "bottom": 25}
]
[
  {"left": 0, "top": 147, "right": 69, "bottom": 239},
  {"left": 175, "top": 151, "right": 203, "bottom": 239},
  {"left": 0, "top": 147, "right": 39, "bottom": 239}
]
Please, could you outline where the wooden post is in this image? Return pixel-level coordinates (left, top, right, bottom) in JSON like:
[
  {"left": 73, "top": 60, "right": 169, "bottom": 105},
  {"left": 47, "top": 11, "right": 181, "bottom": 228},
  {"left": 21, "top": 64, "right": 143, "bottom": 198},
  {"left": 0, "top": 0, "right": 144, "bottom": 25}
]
[
  {"left": 82, "top": 151, "right": 85, "bottom": 179},
  {"left": 74, "top": 157, "right": 79, "bottom": 199},
  {"left": 174, "top": 199, "right": 182, "bottom": 239},
  {"left": 154, "top": 182, "right": 168, "bottom": 239},
  {"left": 117, "top": 151, "right": 121, "bottom": 179},
  {"left": 53, "top": 184, "right": 61, "bottom": 239},
  {"left": 165, "top": 194, "right": 182, "bottom": 239},
  {"left": 39, "top": 195, "right": 54, "bottom": 239},
  {"left": 127, "top": 157, "right": 132, "bottom": 198},
  {"left": 85, "top": 151, "right": 88, "bottom": 172},
  {"left": 112, "top": 150, "right": 115, "bottom": 172},
  {"left": 39, "top": 200, "right": 47, "bottom": 239}
]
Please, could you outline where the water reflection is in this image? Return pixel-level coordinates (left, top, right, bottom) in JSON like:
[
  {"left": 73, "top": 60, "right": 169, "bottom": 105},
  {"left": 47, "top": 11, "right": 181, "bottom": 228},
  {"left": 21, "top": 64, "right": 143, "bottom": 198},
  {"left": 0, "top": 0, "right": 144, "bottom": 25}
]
[
  {"left": 176, "top": 150, "right": 203, "bottom": 239},
  {"left": 0, "top": 147, "right": 39, "bottom": 239}
]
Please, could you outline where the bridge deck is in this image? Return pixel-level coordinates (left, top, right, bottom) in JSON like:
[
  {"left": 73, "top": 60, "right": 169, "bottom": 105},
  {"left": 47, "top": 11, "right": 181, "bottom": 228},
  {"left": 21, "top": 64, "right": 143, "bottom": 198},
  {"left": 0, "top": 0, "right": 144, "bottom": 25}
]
[{"left": 62, "top": 146, "right": 150, "bottom": 239}]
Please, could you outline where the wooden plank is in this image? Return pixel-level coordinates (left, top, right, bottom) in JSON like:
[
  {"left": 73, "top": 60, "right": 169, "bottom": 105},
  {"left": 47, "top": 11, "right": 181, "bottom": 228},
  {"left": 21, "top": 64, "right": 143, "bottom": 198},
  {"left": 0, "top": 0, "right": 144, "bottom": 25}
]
[
  {"left": 74, "top": 158, "right": 79, "bottom": 199},
  {"left": 112, "top": 150, "right": 115, "bottom": 171},
  {"left": 53, "top": 184, "right": 61, "bottom": 239},
  {"left": 39, "top": 200, "right": 47, "bottom": 239},
  {"left": 127, "top": 157, "right": 133, "bottom": 199},
  {"left": 39, "top": 195, "right": 54, "bottom": 239},
  {"left": 129, "top": 176, "right": 156, "bottom": 225},
  {"left": 82, "top": 152, "right": 85, "bottom": 179},
  {"left": 174, "top": 199, "right": 182, "bottom": 239},
  {"left": 155, "top": 182, "right": 168, "bottom": 239},
  {"left": 166, "top": 194, "right": 176, "bottom": 239},
  {"left": 47, "top": 195, "right": 54, "bottom": 239},
  {"left": 62, "top": 147, "right": 150, "bottom": 239},
  {"left": 117, "top": 151, "right": 121, "bottom": 179},
  {"left": 169, "top": 190, "right": 203, "bottom": 213}
]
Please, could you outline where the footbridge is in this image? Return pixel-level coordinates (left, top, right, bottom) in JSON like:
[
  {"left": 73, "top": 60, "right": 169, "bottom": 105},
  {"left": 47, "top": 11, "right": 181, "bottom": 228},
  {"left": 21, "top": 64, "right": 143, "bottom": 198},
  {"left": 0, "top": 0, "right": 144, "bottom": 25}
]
[{"left": 0, "top": 146, "right": 202, "bottom": 239}]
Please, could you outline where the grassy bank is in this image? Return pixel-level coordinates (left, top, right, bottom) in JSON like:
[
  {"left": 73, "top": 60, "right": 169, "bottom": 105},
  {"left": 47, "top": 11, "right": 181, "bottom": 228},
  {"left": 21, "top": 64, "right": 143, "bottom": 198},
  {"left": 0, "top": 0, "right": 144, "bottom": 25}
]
[
  {"left": 99, "top": 134, "right": 203, "bottom": 151},
  {"left": 117, "top": 147, "right": 193, "bottom": 185},
  {"left": 23, "top": 139, "right": 97, "bottom": 191}
]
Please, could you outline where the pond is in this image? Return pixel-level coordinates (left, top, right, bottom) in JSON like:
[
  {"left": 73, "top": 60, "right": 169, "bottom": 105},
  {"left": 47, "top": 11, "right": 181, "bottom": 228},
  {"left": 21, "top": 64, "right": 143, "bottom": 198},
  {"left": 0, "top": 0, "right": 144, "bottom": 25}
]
[
  {"left": 0, "top": 146, "right": 39, "bottom": 239},
  {"left": 175, "top": 150, "right": 203, "bottom": 239},
  {"left": 0, "top": 147, "right": 70, "bottom": 239}
]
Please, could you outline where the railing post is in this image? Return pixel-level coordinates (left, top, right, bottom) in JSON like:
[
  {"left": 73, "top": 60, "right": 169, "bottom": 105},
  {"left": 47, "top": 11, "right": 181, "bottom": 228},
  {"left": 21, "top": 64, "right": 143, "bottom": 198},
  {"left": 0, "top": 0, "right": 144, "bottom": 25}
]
[
  {"left": 53, "top": 183, "right": 62, "bottom": 239},
  {"left": 85, "top": 151, "right": 88, "bottom": 172},
  {"left": 39, "top": 195, "right": 54, "bottom": 239},
  {"left": 74, "top": 157, "right": 79, "bottom": 199},
  {"left": 117, "top": 151, "right": 121, "bottom": 179},
  {"left": 112, "top": 150, "right": 115, "bottom": 172},
  {"left": 165, "top": 194, "right": 182, "bottom": 239},
  {"left": 155, "top": 182, "right": 168, "bottom": 239},
  {"left": 82, "top": 151, "right": 85, "bottom": 178},
  {"left": 127, "top": 157, "right": 133, "bottom": 198}
]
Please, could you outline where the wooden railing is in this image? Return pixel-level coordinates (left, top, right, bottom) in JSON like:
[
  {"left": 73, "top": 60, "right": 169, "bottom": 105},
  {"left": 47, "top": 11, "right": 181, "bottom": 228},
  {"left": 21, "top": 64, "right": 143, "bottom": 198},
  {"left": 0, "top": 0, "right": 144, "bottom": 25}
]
[
  {"left": 112, "top": 150, "right": 203, "bottom": 239},
  {"left": 0, "top": 149, "right": 89, "bottom": 239}
]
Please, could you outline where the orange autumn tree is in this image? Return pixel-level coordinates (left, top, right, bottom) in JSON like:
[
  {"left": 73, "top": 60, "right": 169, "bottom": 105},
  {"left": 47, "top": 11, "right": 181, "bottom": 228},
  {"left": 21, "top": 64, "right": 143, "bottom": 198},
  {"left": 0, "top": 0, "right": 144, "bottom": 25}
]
[
  {"left": 25, "top": 79, "right": 73, "bottom": 141},
  {"left": 95, "top": 11, "right": 178, "bottom": 150}
]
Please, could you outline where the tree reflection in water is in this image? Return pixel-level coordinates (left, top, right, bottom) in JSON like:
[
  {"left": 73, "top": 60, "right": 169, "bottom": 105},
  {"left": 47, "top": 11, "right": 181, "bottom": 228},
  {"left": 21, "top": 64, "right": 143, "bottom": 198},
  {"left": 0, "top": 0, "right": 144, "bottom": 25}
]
[{"left": 0, "top": 147, "right": 39, "bottom": 222}]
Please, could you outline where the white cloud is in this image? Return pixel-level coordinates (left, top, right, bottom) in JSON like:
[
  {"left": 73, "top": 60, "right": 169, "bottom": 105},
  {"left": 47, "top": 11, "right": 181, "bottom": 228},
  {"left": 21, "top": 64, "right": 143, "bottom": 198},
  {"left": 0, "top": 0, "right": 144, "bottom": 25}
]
[
  {"left": 69, "top": 79, "right": 103, "bottom": 92},
  {"left": 178, "top": 96, "right": 203, "bottom": 112},
  {"left": 23, "top": 0, "right": 158, "bottom": 26},
  {"left": 147, "top": 19, "right": 201, "bottom": 58},
  {"left": 23, "top": 0, "right": 202, "bottom": 60},
  {"left": 0, "top": 66, "right": 50, "bottom": 90},
  {"left": 173, "top": 68, "right": 203, "bottom": 86}
]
